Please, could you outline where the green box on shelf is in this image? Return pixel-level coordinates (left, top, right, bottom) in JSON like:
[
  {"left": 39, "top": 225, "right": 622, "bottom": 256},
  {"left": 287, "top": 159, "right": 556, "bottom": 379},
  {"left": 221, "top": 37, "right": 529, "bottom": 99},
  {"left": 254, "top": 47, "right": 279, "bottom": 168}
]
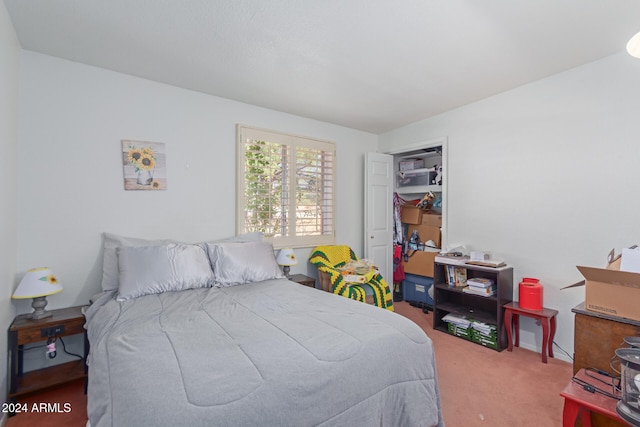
[
  {"left": 447, "top": 322, "right": 472, "bottom": 340},
  {"left": 471, "top": 329, "right": 499, "bottom": 350}
]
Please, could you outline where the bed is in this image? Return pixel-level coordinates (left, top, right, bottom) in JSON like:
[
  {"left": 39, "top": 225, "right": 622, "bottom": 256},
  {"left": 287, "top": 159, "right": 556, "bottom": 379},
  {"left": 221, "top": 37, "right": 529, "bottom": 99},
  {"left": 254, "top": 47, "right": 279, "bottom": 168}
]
[{"left": 84, "top": 233, "right": 444, "bottom": 426}]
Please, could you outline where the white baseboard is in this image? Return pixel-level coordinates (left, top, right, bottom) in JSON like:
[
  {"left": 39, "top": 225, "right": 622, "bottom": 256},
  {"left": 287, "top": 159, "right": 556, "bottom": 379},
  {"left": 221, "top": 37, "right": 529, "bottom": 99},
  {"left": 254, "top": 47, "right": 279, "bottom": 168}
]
[{"left": 518, "top": 342, "right": 573, "bottom": 364}]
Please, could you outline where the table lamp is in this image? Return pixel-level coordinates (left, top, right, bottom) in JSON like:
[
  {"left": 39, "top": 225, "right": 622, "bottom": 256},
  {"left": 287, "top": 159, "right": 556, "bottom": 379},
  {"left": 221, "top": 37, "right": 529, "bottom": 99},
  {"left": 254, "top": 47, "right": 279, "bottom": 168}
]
[
  {"left": 276, "top": 248, "right": 297, "bottom": 278},
  {"left": 12, "top": 267, "right": 63, "bottom": 320}
]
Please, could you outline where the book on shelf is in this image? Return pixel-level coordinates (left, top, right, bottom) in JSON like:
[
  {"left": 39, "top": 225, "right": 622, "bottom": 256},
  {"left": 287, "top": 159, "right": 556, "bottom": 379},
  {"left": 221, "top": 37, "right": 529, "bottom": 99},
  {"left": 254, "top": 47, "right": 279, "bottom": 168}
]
[
  {"left": 466, "top": 277, "right": 494, "bottom": 288},
  {"left": 453, "top": 267, "right": 467, "bottom": 287},
  {"left": 462, "top": 285, "right": 497, "bottom": 296},
  {"left": 445, "top": 265, "right": 454, "bottom": 285},
  {"left": 445, "top": 265, "right": 467, "bottom": 287}
]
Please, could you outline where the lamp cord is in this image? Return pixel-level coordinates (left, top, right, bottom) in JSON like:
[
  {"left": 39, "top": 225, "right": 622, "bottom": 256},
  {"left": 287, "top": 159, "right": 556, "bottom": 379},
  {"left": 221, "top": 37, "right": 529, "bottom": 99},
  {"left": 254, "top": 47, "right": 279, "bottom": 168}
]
[
  {"left": 571, "top": 367, "right": 621, "bottom": 401},
  {"left": 20, "top": 335, "right": 84, "bottom": 361},
  {"left": 57, "top": 336, "right": 84, "bottom": 360},
  {"left": 571, "top": 376, "right": 621, "bottom": 400},
  {"left": 553, "top": 341, "right": 574, "bottom": 361}
]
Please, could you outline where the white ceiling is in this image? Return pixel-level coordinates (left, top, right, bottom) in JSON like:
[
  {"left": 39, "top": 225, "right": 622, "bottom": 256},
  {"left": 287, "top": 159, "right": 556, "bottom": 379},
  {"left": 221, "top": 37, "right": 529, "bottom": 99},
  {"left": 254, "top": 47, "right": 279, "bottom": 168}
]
[{"left": 5, "top": 0, "right": 640, "bottom": 134}]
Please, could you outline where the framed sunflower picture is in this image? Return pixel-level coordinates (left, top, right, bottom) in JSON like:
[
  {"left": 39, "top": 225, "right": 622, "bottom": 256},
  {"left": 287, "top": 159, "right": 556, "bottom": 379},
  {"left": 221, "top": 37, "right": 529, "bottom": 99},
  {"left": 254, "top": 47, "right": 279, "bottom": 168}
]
[{"left": 122, "top": 140, "right": 167, "bottom": 191}]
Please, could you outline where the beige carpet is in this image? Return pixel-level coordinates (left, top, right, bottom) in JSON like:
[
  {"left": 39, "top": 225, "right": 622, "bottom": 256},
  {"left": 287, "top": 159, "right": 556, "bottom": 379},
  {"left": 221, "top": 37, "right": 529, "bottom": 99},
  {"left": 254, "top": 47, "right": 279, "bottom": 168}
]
[{"left": 395, "top": 301, "right": 574, "bottom": 426}]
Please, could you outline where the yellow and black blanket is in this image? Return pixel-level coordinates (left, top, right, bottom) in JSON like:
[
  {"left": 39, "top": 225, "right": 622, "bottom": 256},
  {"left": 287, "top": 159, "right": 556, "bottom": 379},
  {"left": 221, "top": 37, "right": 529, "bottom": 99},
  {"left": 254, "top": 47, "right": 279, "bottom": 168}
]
[{"left": 309, "top": 245, "right": 394, "bottom": 311}]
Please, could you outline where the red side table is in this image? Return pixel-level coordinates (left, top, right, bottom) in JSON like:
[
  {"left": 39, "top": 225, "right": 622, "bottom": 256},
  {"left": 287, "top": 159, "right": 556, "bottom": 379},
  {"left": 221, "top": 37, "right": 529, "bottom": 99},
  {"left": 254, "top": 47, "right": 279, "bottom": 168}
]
[
  {"left": 503, "top": 301, "right": 558, "bottom": 363},
  {"left": 560, "top": 368, "right": 623, "bottom": 427}
]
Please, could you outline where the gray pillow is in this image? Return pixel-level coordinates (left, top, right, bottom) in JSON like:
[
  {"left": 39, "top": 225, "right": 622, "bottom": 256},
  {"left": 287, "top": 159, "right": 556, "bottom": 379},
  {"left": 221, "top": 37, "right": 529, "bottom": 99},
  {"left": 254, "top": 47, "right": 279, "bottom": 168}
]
[
  {"left": 101, "top": 233, "right": 175, "bottom": 292},
  {"left": 117, "top": 243, "right": 215, "bottom": 301},
  {"left": 206, "top": 240, "right": 284, "bottom": 286},
  {"left": 101, "top": 232, "right": 262, "bottom": 292}
]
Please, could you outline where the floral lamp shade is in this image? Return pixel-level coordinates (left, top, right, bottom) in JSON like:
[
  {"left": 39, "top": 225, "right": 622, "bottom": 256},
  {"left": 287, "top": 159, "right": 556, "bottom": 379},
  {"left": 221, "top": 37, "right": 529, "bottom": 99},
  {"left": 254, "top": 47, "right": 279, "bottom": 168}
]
[
  {"left": 12, "top": 267, "right": 63, "bottom": 320},
  {"left": 276, "top": 248, "right": 297, "bottom": 277}
]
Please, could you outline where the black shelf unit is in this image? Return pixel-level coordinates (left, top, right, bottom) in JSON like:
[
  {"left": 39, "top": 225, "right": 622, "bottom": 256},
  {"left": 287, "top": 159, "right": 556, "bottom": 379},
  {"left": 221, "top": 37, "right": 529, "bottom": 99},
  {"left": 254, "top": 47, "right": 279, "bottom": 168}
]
[{"left": 433, "top": 260, "right": 513, "bottom": 351}]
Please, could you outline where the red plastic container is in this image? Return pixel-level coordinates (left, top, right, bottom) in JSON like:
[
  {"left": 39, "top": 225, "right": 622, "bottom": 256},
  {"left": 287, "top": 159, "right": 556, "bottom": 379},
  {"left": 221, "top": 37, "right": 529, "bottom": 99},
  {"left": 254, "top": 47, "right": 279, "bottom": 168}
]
[{"left": 519, "top": 277, "right": 543, "bottom": 310}]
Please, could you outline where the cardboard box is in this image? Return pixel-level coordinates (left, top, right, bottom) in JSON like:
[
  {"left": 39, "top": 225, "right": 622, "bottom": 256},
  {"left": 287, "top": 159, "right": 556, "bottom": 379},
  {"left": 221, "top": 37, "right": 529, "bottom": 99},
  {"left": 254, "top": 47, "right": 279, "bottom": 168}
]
[
  {"left": 406, "top": 224, "right": 441, "bottom": 248},
  {"left": 403, "top": 251, "right": 437, "bottom": 277},
  {"left": 471, "top": 328, "right": 498, "bottom": 349},
  {"left": 572, "top": 248, "right": 640, "bottom": 321},
  {"left": 447, "top": 322, "right": 472, "bottom": 340},
  {"left": 576, "top": 265, "right": 640, "bottom": 321},
  {"left": 400, "top": 205, "right": 425, "bottom": 225},
  {"left": 421, "top": 213, "right": 442, "bottom": 227}
]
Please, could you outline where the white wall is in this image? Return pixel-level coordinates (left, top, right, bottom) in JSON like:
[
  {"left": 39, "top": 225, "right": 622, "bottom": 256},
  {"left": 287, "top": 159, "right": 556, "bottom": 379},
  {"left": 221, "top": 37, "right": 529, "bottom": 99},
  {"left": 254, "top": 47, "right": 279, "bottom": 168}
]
[
  {"left": 380, "top": 52, "right": 640, "bottom": 360},
  {"left": 0, "top": 1, "right": 20, "bottom": 410},
  {"left": 17, "top": 32, "right": 640, "bottom": 369},
  {"left": 16, "top": 51, "right": 378, "bottom": 314}
]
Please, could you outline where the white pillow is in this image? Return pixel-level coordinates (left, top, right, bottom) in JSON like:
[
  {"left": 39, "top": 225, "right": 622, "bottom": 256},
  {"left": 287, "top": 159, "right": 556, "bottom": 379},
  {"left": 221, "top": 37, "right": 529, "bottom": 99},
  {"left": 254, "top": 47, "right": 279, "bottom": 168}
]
[
  {"left": 116, "top": 243, "right": 215, "bottom": 301},
  {"left": 206, "top": 240, "right": 284, "bottom": 286},
  {"left": 101, "top": 233, "right": 175, "bottom": 292}
]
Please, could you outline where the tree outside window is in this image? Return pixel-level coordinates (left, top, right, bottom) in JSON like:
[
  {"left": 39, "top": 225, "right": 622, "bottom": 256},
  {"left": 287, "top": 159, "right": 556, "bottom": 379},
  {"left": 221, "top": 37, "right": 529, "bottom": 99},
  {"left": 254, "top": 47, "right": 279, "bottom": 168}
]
[{"left": 237, "top": 125, "right": 335, "bottom": 249}]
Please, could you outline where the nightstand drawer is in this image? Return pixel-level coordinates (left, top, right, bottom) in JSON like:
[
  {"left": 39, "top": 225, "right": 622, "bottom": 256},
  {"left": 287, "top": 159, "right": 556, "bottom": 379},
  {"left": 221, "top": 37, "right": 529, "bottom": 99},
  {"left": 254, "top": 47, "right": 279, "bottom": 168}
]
[
  {"left": 14, "top": 317, "right": 85, "bottom": 344},
  {"left": 10, "top": 306, "right": 86, "bottom": 344}
]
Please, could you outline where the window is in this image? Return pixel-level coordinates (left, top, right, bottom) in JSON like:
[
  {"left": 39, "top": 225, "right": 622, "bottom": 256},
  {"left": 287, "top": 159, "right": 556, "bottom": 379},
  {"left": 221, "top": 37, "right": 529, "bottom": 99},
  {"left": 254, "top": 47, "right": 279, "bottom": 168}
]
[{"left": 236, "top": 125, "right": 336, "bottom": 249}]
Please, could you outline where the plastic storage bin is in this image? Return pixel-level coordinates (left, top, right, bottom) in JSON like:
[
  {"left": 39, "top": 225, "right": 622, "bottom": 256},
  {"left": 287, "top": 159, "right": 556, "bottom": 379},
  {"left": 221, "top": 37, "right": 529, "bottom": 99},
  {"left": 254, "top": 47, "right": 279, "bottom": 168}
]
[
  {"left": 396, "top": 169, "right": 436, "bottom": 187},
  {"left": 403, "top": 274, "right": 434, "bottom": 311},
  {"left": 399, "top": 159, "right": 425, "bottom": 171}
]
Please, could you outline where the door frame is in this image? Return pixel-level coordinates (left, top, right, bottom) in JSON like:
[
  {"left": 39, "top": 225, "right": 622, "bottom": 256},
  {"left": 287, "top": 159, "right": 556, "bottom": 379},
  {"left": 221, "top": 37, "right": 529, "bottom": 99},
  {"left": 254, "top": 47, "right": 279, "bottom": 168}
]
[{"left": 384, "top": 136, "right": 448, "bottom": 250}]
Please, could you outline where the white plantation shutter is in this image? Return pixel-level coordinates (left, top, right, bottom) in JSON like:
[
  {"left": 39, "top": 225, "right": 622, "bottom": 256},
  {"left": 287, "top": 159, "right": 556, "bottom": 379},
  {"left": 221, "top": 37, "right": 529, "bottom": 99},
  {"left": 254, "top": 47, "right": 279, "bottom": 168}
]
[{"left": 237, "top": 125, "right": 336, "bottom": 248}]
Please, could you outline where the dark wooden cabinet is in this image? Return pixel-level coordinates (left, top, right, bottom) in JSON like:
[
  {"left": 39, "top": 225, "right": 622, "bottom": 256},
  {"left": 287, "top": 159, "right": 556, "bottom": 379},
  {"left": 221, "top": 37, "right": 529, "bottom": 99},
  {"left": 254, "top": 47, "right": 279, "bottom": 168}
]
[
  {"left": 572, "top": 302, "right": 640, "bottom": 374},
  {"left": 433, "top": 260, "right": 513, "bottom": 351}
]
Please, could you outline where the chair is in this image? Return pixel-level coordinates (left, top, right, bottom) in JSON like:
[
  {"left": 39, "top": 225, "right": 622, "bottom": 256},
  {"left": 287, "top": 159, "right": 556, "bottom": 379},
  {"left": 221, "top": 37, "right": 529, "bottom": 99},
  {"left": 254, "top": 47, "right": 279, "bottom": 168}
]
[{"left": 309, "top": 245, "right": 394, "bottom": 311}]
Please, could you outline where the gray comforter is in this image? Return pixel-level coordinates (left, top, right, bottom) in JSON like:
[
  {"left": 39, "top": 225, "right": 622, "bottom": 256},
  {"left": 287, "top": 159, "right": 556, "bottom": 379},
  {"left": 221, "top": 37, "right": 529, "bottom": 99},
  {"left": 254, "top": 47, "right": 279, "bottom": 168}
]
[{"left": 85, "top": 279, "right": 444, "bottom": 426}]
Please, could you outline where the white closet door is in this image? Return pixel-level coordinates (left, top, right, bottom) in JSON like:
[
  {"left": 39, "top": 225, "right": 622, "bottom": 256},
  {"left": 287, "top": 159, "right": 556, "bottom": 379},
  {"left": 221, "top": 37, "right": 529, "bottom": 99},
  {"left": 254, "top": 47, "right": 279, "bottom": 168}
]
[{"left": 364, "top": 152, "right": 393, "bottom": 294}]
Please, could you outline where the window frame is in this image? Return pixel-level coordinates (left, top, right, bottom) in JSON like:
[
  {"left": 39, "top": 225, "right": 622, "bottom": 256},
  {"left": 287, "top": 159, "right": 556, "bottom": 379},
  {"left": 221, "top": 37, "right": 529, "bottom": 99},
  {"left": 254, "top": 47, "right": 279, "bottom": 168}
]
[{"left": 236, "top": 124, "right": 336, "bottom": 249}]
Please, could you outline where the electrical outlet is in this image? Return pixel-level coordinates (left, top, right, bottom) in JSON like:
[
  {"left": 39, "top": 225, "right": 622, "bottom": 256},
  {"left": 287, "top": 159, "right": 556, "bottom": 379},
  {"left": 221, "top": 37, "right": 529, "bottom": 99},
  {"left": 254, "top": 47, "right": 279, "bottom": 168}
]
[{"left": 41, "top": 325, "right": 65, "bottom": 337}]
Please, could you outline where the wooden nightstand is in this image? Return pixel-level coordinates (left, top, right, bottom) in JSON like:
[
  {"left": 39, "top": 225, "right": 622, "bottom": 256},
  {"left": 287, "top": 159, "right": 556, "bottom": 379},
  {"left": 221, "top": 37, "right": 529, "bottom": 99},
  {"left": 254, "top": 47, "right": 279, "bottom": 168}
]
[
  {"left": 288, "top": 274, "right": 316, "bottom": 288},
  {"left": 7, "top": 305, "right": 88, "bottom": 414}
]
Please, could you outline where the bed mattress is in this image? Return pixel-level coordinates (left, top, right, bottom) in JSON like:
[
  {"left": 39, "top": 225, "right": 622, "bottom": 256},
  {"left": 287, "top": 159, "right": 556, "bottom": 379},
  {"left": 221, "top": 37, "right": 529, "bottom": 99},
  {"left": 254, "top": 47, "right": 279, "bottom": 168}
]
[{"left": 85, "top": 278, "right": 444, "bottom": 426}]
